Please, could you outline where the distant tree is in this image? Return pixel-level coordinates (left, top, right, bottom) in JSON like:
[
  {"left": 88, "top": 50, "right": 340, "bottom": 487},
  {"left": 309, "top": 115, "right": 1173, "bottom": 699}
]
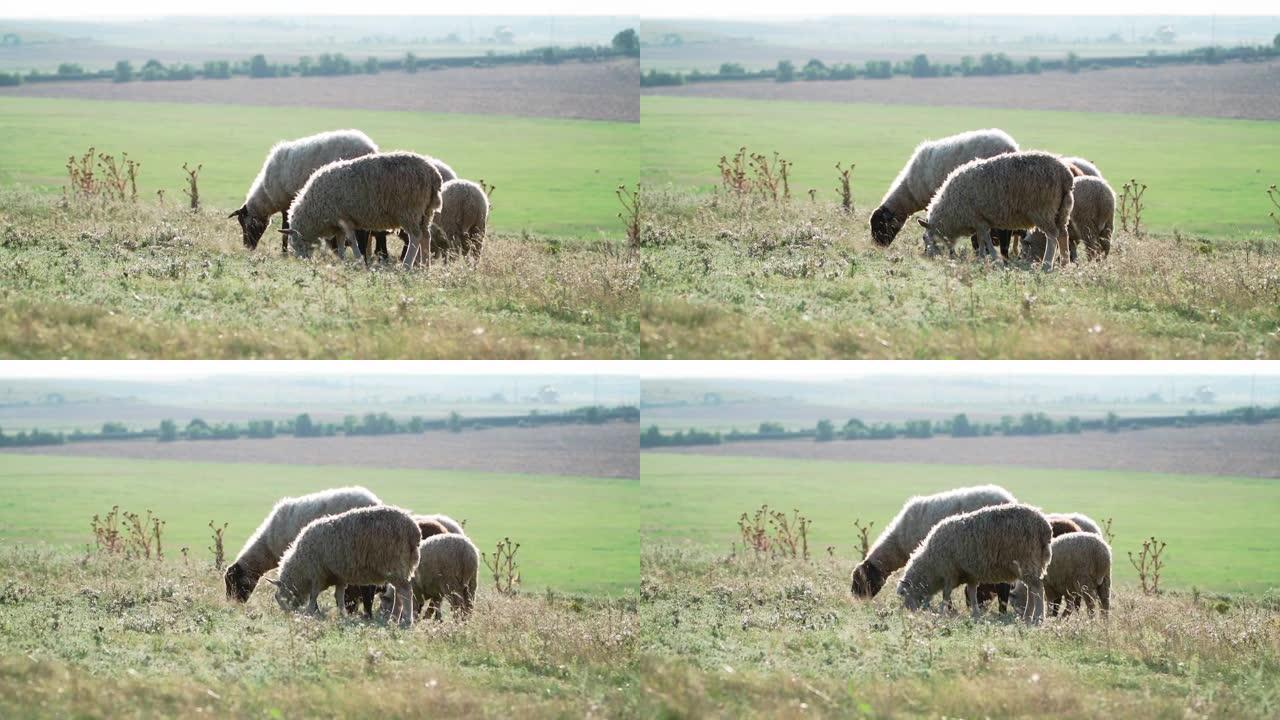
[
  {"left": 102, "top": 421, "right": 128, "bottom": 435},
  {"left": 910, "top": 53, "right": 934, "bottom": 78},
  {"left": 1105, "top": 411, "right": 1119, "bottom": 433},
  {"left": 1066, "top": 416, "right": 1081, "bottom": 434},
  {"left": 0, "top": 72, "right": 20, "bottom": 87},
  {"left": 758, "top": 421, "right": 785, "bottom": 434},
  {"left": 448, "top": 411, "right": 463, "bottom": 433},
  {"left": 113, "top": 60, "right": 133, "bottom": 83},
  {"left": 249, "top": 54, "right": 274, "bottom": 78},
  {"left": 404, "top": 52, "right": 417, "bottom": 73},
  {"left": 140, "top": 58, "right": 166, "bottom": 81},
  {"left": 57, "top": 62, "right": 84, "bottom": 76},
  {"left": 408, "top": 416, "right": 425, "bottom": 433},
  {"left": 1275, "top": 32, "right": 1280, "bottom": 49},
  {"left": 718, "top": 62, "right": 745, "bottom": 76},
  {"left": 158, "top": 419, "right": 177, "bottom": 442},
  {"left": 1066, "top": 51, "right": 1080, "bottom": 74},
  {"left": 950, "top": 413, "right": 976, "bottom": 438},
  {"left": 1026, "top": 56, "right": 1042, "bottom": 74},
  {"left": 802, "top": 58, "right": 827, "bottom": 80},
  {"left": 776, "top": 59, "right": 795, "bottom": 82},
  {"left": 815, "top": 419, "right": 835, "bottom": 442},
  {"left": 611, "top": 28, "right": 639, "bottom": 55},
  {"left": 294, "top": 413, "right": 314, "bottom": 437},
  {"left": 364, "top": 56, "right": 379, "bottom": 74}
]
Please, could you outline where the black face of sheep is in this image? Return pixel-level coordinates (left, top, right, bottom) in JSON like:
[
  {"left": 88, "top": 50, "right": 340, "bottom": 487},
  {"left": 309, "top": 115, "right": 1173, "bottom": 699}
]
[
  {"left": 870, "top": 206, "right": 905, "bottom": 247},
  {"left": 229, "top": 206, "right": 268, "bottom": 250},
  {"left": 224, "top": 562, "right": 259, "bottom": 603},
  {"left": 850, "top": 561, "right": 886, "bottom": 598}
]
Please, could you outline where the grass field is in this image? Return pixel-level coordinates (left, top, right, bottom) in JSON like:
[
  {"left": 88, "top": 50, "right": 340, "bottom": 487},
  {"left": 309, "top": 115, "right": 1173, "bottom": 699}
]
[
  {"left": 641, "top": 453, "right": 1280, "bottom": 595},
  {"left": 641, "top": 96, "right": 1280, "bottom": 237},
  {"left": 0, "top": 96, "right": 638, "bottom": 239},
  {"left": 640, "top": 192, "right": 1280, "bottom": 358},
  {"left": 0, "top": 453, "right": 638, "bottom": 595},
  {"left": 0, "top": 191, "right": 636, "bottom": 358}
]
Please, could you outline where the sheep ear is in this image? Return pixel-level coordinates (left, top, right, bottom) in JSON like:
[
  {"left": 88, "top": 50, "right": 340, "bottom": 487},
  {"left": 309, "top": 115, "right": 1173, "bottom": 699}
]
[
  {"left": 228, "top": 206, "right": 247, "bottom": 219},
  {"left": 916, "top": 218, "right": 931, "bottom": 230},
  {"left": 264, "top": 577, "right": 279, "bottom": 586}
]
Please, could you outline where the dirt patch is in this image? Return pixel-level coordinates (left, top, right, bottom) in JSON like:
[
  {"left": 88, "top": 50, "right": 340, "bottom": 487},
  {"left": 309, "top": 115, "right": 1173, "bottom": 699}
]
[
  {"left": 0, "top": 59, "right": 639, "bottom": 122},
  {"left": 649, "top": 422, "right": 1280, "bottom": 479},
  {"left": 644, "top": 60, "right": 1280, "bottom": 121},
  {"left": 3, "top": 421, "right": 639, "bottom": 479}
]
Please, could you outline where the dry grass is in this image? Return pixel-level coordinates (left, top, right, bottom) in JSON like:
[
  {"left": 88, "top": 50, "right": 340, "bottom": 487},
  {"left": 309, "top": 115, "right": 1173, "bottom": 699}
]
[
  {"left": 639, "top": 543, "right": 1280, "bottom": 719},
  {"left": 0, "top": 190, "right": 638, "bottom": 358},
  {"left": 641, "top": 189, "right": 1280, "bottom": 358},
  {"left": 0, "top": 545, "right": 638, "bottom": 718}
]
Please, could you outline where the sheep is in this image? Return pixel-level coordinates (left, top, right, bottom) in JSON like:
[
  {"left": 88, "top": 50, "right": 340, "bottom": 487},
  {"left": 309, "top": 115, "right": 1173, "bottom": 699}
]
[
  {"left": 917, "top": 151, "right": 1075, "bottom": 270},
  {"left": 419, "top": 513, "right": 466, "bottom": 536},
  {"left": 378, "top": 533, "right": 479, "bottom": 621},
  {"left": 1020, "top": 175, "right": 1117, "bottom": 263},
  {"left": 268, "top": 505, "right": 420, "bottom": 628},
  {"left": 344, "top": 516, "right": 453, "bottom": 617},
  {"left": 1054, "top": 512, "right": 1103, "bottom": 536},
  {"left": 1062, "top": 156, "right": 1102, "bottom": 178},
  {"left": 229, "top": 130, "right": 378, "bottom": 253},
  {"left": 897, "top": 503, "right": 1053, "bottom": 624},
  {"left": 429, "top": 179, "right": 491, "bottom": 258},
  {"left": 976, "top": 515, "right": 1082, "bottom": 611},
  {"left": 224, "top": 486, "right": 381, "bottom": 603},
  {"left": 850, "top": 484, "right": 1016, "bottom": 599},
  {"left": 280, "top": 151, "right": 443, "bottom": 268},
  {"left": 366, "top": 156, "right": 457, "bottom": 260},
  {"left": 1011, "top": 532, "right": 1111, "bottom": 618}
]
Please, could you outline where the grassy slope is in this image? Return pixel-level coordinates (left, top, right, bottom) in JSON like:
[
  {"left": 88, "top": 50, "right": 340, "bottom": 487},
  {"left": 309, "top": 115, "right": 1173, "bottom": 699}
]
[
  {"left": 0, "top": 551, "right": 639, "bottom": 718},
  {"left": 0, "top": 453, "right": 638, "bottom": 595},
  {"left": 0, "top": 192, "right": 637, "bottom": 358},
  {"left": 639, "top": 547, "right": 1280, "bottom": 719},
  {"left": 641, "top": 452, "right": 1280, "bottom": 595},
  {"left": 0, "top": 96, "right": 639, "bottom": 239},
  {"left": 641, "top": 96, "right": 1280, "bottom": 237},
  {"left": 639, "top": 193, "right": 1280, "bottom": 359}
]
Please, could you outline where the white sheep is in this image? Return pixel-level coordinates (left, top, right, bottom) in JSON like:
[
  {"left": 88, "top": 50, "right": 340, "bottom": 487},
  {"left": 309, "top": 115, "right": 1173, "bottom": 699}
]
[
  {"left": 897, "top": 503, "right": 1053, "bottom": 624},
  {"left": 224, "top": 486, "right": 381, "bottom": 603},
  {"left": 1011, "top": 531, "right": 1111, "bottom": 618},
  {"left": 268, "top": 505, "right": 421, "bottom": 628},
  {"left": 229, "top": 130, "right": 378, "bottom": 253},
  {"left": 918, "top": 151, "right": 1076, "bottom": 270},
  {"left": 871, "top": 128, "right": 1019, "bottom": 248},
  {"left": 380, "top": 533, "right": 480, "bottom": 621},
  {"left": 430, "top": 180, "right": 490, "bottom": 258},
  {"left": 371, "top": 156, "right": 458, "bottom": 260},
  {"left": 280, "top": 151, "right": 443, "bottom": 267},
  {"left": 1021, "top": 175, "right": 1116, "bottom": 262},
  {"left": 851, "top": 484, "right": 1017, "bottom": 599}
]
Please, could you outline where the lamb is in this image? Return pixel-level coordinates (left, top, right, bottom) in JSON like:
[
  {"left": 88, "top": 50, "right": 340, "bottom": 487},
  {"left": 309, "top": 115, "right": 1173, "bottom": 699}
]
[
  {"left": 1011, "top": 532, "right": 1111, "bottom": 618},
  {"left": 268, "top": 505, "right": 421, "bottom": 628},
  {"left": 379, "top": 533, "right": 479, "bottom": 621},
  {"left": 976, "top": 515, "right": 1082, "bottom": 611},
  {"left": 344, "top": 516, "right": 453, "bottom": 617},
  {"left": 280, "top": 151, "right": 443, "bottom": 268},
  {"left": 896, "top": 503, "right": 1053, "bottom": 624},
  {"left": 1021, "top": 175, "right": 1116, "bottom": 262},
  {"left": 850, "top": 484, "right": 1016, "bottom": 599},
  {"left": 871, "top": 129, "right": 1019, "bottom": 250},
  {"left": 917, "top": 151, "right": 1076, "bottom": 270},
  {"left": 429, "top": 179, "right": 491, "bottom": 258},
  {"left": 229, "top": 130, "right": 378, "bottom": 253},
  {"left": 224, "top": 486, "right": 381, "bottom": 603}
]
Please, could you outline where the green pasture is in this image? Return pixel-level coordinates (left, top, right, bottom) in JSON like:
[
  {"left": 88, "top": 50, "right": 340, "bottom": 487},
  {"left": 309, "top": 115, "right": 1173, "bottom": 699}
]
[
  {"left": 0, "top": 453, "right": 639, "bottom": 595},
  {"left": 641, "top": 452, "right": 1280, "bottom": 595},
  {"left": 641, "top": 95, "right": 1280, "bottom": 238},
  {"left": 0, "top": 96, "right": 638, "bottom": 239}
]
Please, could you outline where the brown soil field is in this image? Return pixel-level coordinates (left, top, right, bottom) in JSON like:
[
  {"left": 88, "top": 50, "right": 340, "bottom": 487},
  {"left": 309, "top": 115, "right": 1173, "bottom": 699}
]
[
  {"left": 2, "top": 421, "right": 639, "bottom": 479},
  {"left": 644, "top": 60, "right": 1280, "bottom": 121},
  {"left": 649, "top": 422, "right": 1280, "bottom": 478},
  {"left": 0, "top": 59, "right": 639, "bottom": 122}
]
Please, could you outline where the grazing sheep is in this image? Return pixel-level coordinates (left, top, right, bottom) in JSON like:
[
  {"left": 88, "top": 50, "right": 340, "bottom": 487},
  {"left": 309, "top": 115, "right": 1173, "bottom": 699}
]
[
  {"left": 1011, "top": 532, "right": 1111, "bottom": 618},
  {"left": 871, "top": 128, "right": 1019, "bottom": 250},
  {"left": 1021, "top": 175, "right": 1117, "bottom": 262},
  {"left": 344, "top": 516, "right": 453, "bottom": 617},
  {"left": 368, "top": 156, "right": 457, "bottom": 260},
  {"left": 229, "top": 130, "right": 378, "bottom": 253},
  {"left": 850, "top": 484, "right": 1016, "bottom": 599},
  {"left": 976, "top": 515, "right": 1082, "bottom": 611},
  {"left": 379, "top": 533, "right": 479, "bottom": 621},
  {"left": 419, "top": 513, "right": 466, "bottom": 536},
  {"left": 917, "top": 151, "right": 1075, "bottom": 270},
  {"left": 897, "top": 503, "right": 1053, "bottom": 624},
  {"left": 224, "top": 486, "right": 381, "bottom": 603},
  {"left": 269, "top": 505, "right": 420, "bottom": 628},
  {"left": 280, "top": 151, "right": 443, "bottom": 268},
  {"left": 430, "top": 179, "right": 490, "bottom": 258},
  {"left": 1062, "top": 156, "right": 1102, "bottom": 178},
  {"left": 1056, "top": 512, "right": 1103, "bottom": 536}
]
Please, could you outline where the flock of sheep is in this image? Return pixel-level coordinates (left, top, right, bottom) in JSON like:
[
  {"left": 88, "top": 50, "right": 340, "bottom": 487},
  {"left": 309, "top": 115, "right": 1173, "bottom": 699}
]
[
  {"left": 850, "top": 484, "right": 1112, "bottom": 623},
  {"left": 870, "top": 128, "right": 1116, "bottom": 271},
  {"left": 223, "top": 486, "right": 479, "bottom": 628},
  {"left": 227, "top": 129, "right": 490, "bottom": 267}
]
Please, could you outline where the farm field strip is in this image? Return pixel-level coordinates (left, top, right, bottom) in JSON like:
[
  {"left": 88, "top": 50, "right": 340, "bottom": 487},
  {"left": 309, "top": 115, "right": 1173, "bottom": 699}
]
[
  {"left": 641, "top": 452, "right": 1280, "bottom": 594},
  {"left": 0, "top": 453, "right": 639, "bottom": 595}
]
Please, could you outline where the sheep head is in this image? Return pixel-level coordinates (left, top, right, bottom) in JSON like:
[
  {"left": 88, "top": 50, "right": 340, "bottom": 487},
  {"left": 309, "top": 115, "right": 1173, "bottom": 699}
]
[
  {"left": 267, "top": 577, "right": 301, "bottom": 612},
  {"left": 850, "top": 560, "right": 886, "bottom": 599},
  {"left": 870, "top": 206, "right": 904, "bottom": 247},
  {"left": 224, "top": 562, "right": 259, "bottom": 603},
  {"left": 229, "top": 205, "right": 268, "bottom": 250}
]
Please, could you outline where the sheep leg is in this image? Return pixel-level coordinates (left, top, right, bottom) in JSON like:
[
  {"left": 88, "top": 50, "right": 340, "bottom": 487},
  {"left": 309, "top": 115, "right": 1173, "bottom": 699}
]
[
  {"left": 976, "top": 227, "right": 999, "bottom": 263},
  {"left": 1023, "top": 578, "right": 1045, "bottom": 624},
  {"left": 280, "top": 211, "right": 290, "bottom": 254},
  {"left": 395, "top": 580, "right": 413, "bottom": 628},
  {"left": 306, "top": 592, "right": 321, "bottom": 617},
  {"left": 353, "top": 229, "right": 371, "bottom": 263},
  {"left": 334, "top": 585, "right": 347, "bottom": 617},
  {"left": 1040, "top": 230, "right": 1059, "bottom": 272},
  {"left": 427, "top": 597, "right": 443, "bottom": 622},
  {"left": 965, "top": 584, "right": 980, "bottom": 619},
  {"left": 1098, "top": 578, "right": 1111, "bottom": 618},
  {"left": 373, "top": 231, "right": 390, "bottom": 261},
  {"left": 402, "top": 231, "right": 421, "bottom": 268},
  {"left": 997, "top": 583, "right": 1010, "bottom": 613}
]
